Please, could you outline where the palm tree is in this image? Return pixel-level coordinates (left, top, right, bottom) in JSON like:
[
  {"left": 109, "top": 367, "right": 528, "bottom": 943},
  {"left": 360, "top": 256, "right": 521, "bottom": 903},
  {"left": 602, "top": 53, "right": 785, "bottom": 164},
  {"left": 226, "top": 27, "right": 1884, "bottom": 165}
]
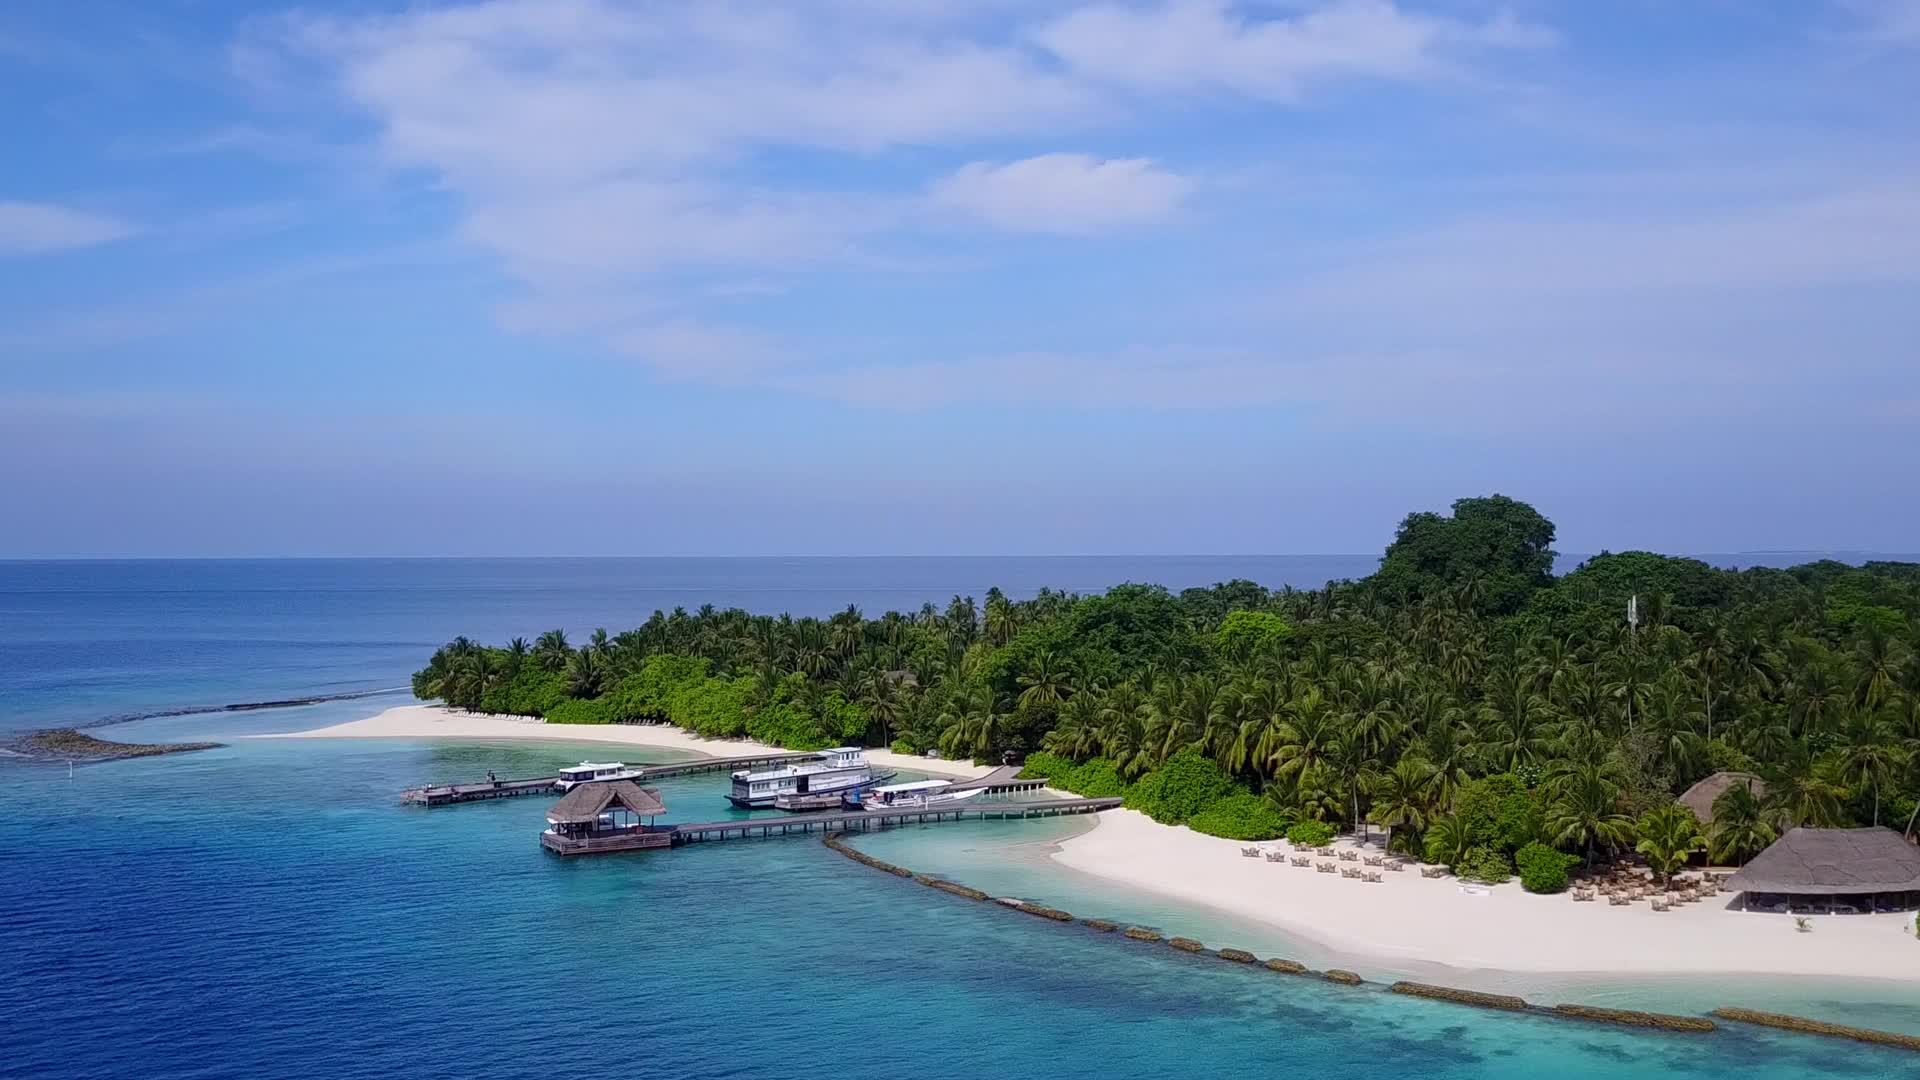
[
  {"left": 1476, "top": 682, "right": 1552, "bottom": 772},
  {"left": 1016, "top": 650, "right": 1073, "bottom": 711},
  {"left": 1854, "top": 624, "right": 1905, "bottom": 712},
  {"left": 1764, "top": 752, "right": 1848, "bottom": 829},
  {"left": 1833, "top": 711, "right": 1904, "bottom": 826},
  {"left": 1691, "top": 619, "right": 1729, "bottom": 740},
  {"left": 1262, "top": 688, "right": 1339, "bottom": 784},
  {"left": 1707, "top": 780, "right": 1775, "bottom": 866},
  {"left": 534, "top": 629, "right": 572, "bottom": 672},
  {"left": 1545, "top": 763, "right": 1635, "bottom": 867},
  {"left": 1424, "top": 812, "right": 1472, "bottom": 869},
  {"left": 938, "top": 684, "right": 1002, "bottom": 761},
  {"left": 1370, "top": 757, "right": 1438, "bottom": 856},
  {"left": 1603, "top": 647, "right": 1655, "bottom": 733},
  {"left": 565, "top": 648, "right": 607, "bottom": 698},
  {"left": 1043, "top": 692, "right": 1103, "bottom": 760},
  {"left": 1634, "top": 804, "right": 1704, "bottom": 885},
  {"left": 1328, "top": 730, "right": 1378, "bottom": 840},
  {"left": 984, "top": 590, "right": 1019, "bottom": 646}
]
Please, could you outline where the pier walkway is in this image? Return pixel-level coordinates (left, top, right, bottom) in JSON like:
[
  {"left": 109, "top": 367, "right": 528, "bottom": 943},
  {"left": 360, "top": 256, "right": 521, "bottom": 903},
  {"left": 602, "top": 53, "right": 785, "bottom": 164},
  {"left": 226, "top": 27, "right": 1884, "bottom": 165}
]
[
  {"left": 669, "top": 796, "right": 1121, "bottom": 845},
  {"left": 402, "top": 751, "right": 821, "bottom": 806},
  {"left": 945, "top": 764, "right": 1047, "bottom": 797}
]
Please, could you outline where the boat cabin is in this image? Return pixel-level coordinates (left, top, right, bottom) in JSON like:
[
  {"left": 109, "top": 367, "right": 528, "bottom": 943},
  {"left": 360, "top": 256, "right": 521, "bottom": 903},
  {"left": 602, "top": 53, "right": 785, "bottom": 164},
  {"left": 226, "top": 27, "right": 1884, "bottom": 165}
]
[
  {"left": 554, "top": 762, "right": 635, "bottom": 791},
  {"left": 727, "top": 748, "right": 875, "bottom": 807},
  {"left": 540, "top": 780, "right": 671, "bottom": 855},
  {"left": 867, "top": 779, "right": 952, "bottom": 804}
]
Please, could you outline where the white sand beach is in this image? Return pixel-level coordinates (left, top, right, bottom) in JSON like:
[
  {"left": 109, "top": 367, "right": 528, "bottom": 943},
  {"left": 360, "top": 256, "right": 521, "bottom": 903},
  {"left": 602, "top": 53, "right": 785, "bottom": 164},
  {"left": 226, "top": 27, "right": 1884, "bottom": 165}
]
[
  {"left": 276, "top": 704, "right": 1000, "bottom": 781},
  {"left": 280, "top": 705, "right": 1920, "bottom": 984},
  {"left": 1052, "top": 809, "right": 1920, "bottom": 982}
]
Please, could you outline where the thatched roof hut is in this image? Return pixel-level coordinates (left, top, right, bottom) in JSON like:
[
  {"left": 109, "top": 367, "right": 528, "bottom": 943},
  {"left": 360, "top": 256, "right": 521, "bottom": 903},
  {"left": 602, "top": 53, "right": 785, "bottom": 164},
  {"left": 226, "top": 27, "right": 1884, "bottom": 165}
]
[
  {"left": 546, "top": 780, "right": 667, "bottom": 826},
  {"left": 1725, "top": 828, "right": 1920, "bottom": 896},
  {"left": 1677, "top": 771, "right": 1767, "bottom": 825}
]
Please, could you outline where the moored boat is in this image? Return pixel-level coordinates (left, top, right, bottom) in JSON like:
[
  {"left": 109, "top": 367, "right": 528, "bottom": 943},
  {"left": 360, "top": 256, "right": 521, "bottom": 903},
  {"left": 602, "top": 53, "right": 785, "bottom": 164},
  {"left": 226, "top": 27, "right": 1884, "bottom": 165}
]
[
  {"left": 860, "top": 778, "right": 985, "bottom": 810},
  {"left": 729, "top": 747, "right": 874, "bottom": 808},
  {"left": 774, "top": 770, "right": 895, "bottom": 811},
  {"left": 553, "top": 761, "right": 643, "bottom": 792}
]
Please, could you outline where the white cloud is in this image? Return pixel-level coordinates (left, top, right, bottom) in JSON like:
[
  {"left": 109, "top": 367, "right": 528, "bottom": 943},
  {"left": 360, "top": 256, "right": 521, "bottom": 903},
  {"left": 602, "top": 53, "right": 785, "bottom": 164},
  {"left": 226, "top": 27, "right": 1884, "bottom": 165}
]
[
  {"left": 612, "top": 320, "right": 789, "bottom": 383},
  {"left": 0, "top": 201, "right": 135, "bottom": 255},
  {"left": 931, "top": 154, "right": 1192, "bottom": 233},
  {"left": 238, "top": 0, "right": 1556, "bottom": 386},
  {"left": 1842, "top": 0, "right": 1920, "bottom": 44},
  {"left": 1032, "top": 0, "right": 1550, "bottom": 101}
]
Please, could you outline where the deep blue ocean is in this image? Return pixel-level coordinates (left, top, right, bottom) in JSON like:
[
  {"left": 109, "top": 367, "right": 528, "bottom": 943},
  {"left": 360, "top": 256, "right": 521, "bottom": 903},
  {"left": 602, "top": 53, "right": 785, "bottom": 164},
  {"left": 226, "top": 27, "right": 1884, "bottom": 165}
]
[{"left": 5, "top": 556, "right": 1920, "bottom": 1080}]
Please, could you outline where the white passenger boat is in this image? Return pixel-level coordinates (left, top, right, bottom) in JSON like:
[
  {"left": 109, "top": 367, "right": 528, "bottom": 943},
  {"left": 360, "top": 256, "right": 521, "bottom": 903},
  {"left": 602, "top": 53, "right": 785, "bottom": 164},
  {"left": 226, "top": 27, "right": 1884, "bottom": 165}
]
[
  {"left": 859, "top": 778, "right": 985, "bottom": 810},
  {"left": 553, "top": 761, "right": 644, "bottom": 792},
  {"left": 728, "top": 747, "right": 876, "bottom": 808}
]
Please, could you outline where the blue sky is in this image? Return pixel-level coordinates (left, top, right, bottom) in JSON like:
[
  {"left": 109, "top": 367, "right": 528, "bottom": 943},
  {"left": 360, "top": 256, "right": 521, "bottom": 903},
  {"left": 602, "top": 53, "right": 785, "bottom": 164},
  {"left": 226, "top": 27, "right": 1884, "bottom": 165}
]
[{"left": 3, "top": 1, "right": 1916, "bottom": 558}]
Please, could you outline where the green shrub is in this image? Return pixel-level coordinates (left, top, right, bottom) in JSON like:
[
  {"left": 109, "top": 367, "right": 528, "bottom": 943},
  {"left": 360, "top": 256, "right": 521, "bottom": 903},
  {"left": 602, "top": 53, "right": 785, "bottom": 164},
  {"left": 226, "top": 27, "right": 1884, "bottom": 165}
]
[
  {"left": 544, "top": 696, "right": 611, "bottom": 725},
  {"left": 1017, "top": 751, "right": 1075, "bottom": 783},
  {"left": 482, "top": 668, "right": 568, "bottom": 718},
  {"left": 1063, "top": 758, "right": 1129, "bottom": 798},
  {"left": 1124, "top": 750, "right": 1236, "bottom": 825},
  {"left": 1215, "top": 609, "right": 1291, "bottom": 655},
  {"left": 889, "top": 738, "right": 916, "bottom": 755},
  {"left": 1453, "top": 773, "right": 1541, "bottom": 852},
  {"left": 1515, "top": 842, "right": 1577, "bottom": 893},
  {"left": 1455, "top": 845, "right": 1514, "bottom": 884},
  {"left": 1286, "top": 820, "right": 1336, "bottom": 848},
  {"left": 1189, "top": 792, "right": 1287, "bottom": 841}
]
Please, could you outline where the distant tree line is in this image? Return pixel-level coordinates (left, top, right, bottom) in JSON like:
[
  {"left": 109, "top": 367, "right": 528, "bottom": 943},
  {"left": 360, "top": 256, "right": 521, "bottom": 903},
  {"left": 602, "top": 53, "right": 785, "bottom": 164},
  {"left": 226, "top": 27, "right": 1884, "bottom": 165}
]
[{"left": 414, "top": 494, "right": 1920, "bottom": 885}]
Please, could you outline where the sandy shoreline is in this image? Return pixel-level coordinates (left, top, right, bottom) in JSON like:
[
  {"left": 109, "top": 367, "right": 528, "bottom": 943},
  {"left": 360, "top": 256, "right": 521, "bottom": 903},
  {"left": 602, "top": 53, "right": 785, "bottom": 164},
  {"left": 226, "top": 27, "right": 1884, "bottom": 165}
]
[
  {"left": 272, "top": 704, "right": 999, "bottom": 780},
  {"left": 1051, "top": 808, "right": 1920, "bottom": 983},
  {"left": 276, "top": 704, "right": 1919, "bottom": 984}
]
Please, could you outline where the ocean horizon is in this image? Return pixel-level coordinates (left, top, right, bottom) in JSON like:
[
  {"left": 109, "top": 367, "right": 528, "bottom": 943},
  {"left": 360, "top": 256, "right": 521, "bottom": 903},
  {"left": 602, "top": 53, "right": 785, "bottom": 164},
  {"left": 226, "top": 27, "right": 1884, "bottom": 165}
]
[{"left": 7, "top": 553, "right": 1914, "bottom": 735}]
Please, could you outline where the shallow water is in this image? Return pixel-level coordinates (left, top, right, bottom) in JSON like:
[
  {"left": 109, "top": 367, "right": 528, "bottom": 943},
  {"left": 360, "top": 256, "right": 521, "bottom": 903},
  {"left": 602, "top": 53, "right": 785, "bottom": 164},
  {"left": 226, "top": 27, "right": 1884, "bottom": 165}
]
[
  {"left": 6, "top": 734, "right": 1920, "bottom": 1080},
  {"left": 850, "top": 816, "right": 1920, "bottom": 1033}
]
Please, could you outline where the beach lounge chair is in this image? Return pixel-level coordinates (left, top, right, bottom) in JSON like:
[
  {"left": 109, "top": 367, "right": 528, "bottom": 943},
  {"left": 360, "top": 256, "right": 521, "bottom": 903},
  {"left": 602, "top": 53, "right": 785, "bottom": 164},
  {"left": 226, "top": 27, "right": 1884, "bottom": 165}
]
[
  {"left": 1291, "top": 856, "right": 1311, "bottom": 867},
  {"left": 1338, "top": 850, "right": 1359, "bottom": 862},
  {"left": 1317, "top": 862, "right": 1337, "bottom": 873},
  {"left": 1609, "top": 894, "right": 1629, "bottom": 906},
  {"left": 1241, "top": 846, "right": 1261, "bottom": 858}
]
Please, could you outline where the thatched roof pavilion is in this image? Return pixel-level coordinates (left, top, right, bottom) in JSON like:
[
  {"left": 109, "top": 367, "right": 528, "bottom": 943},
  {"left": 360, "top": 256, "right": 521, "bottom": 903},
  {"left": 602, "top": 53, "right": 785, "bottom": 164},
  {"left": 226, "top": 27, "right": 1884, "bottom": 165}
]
[
  {"left": 1726, "top": 827, "right": 1920, "bottom": 897},
  {"left": 1677, "top": 771, "right": 1767, "bottom": 825},
  {"left": 546, "top": 780, "right": 666, "bottom": 826}
]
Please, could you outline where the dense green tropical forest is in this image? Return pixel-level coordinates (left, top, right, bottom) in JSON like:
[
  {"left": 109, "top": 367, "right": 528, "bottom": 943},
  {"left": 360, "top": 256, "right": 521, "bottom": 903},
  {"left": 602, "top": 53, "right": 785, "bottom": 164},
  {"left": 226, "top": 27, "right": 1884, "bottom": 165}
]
[{"left": 414, "top": 495, "right": 1920, "bottom": 890}]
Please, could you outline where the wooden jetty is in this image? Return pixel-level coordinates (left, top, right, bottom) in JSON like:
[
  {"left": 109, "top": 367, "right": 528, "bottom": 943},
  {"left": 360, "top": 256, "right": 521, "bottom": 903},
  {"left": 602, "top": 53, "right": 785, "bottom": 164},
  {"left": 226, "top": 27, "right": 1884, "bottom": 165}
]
[
  {"left": 668, "top": 796, "right": 1122, "bottom": 845},
  {"left": 402, "top": 750, "right": 822, "bottom": 806}
]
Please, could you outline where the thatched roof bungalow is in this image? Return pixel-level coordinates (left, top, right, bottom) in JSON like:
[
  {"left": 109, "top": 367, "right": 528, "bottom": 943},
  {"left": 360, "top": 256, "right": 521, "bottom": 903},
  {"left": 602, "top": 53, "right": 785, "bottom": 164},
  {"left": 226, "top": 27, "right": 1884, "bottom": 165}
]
[
  {"left": 1677, "top": 771, "right": 1767, "bottom": 825},
  {"left": 1726, "top": 827, "right": 1920, "bottom": 913},
  {"left": 541, "top": 780, "right": 671, "bottom": 856},
  {"left": 545, "top": 780, "right": 666, "bottom": 826}
]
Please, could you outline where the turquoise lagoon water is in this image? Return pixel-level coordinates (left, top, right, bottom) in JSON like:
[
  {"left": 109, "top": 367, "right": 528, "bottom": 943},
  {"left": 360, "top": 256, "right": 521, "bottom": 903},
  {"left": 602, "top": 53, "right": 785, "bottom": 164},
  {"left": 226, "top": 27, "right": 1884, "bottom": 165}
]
[
  {"left": 7, "top": 730, "right": 1920, "bottom": 1080},
  {"left": 8, "top": 556, "right": 1920, "bottom": 1079}
]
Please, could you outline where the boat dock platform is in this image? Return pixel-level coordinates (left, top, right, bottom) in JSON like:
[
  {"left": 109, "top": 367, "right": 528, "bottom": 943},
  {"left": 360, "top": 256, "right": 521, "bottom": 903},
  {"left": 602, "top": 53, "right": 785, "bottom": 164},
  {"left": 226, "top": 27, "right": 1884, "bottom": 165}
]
[
  {"left": 402, "top": 751, "right": 822, "bottom": 806},
  {"left": 669, "top": 796, "right": 1122, "bottom": 845},
  {"left": 945, "top": 764, "right": 1047, "bottom": 797}
]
